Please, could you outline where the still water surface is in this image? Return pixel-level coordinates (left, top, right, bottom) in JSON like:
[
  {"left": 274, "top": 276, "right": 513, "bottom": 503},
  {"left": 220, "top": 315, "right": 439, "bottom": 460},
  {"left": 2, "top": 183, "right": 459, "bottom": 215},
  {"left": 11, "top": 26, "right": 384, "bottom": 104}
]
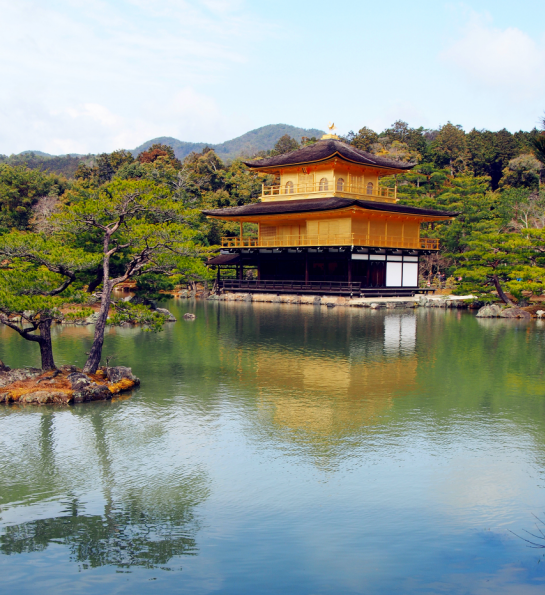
[{"left": 1, "top": 301, "right": 545, "bottom": 594}]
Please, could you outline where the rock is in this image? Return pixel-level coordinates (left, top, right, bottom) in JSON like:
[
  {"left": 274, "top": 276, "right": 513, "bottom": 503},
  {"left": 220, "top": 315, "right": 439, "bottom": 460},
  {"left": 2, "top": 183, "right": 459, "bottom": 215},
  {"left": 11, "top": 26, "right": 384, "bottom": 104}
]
[
  {"left": 106, "top": 366, "right": 139, "bottom": 384},
  {"left": 476, "top": 304, "right": 503, "bottom": 318},
  {"left": 243, "top": 294, "right": 252, "bottom": 302},
  {"left": 156, "top": 307, "right": 177, "bottom": 322},
  {"left": 326, "top": 302, "right": 335, "bottom": 308},
  {"left": 85, "top": 312, "right": 100, "bottom": 324},
  {"left": 0, "top": 367, "right": 41, "bottom": 388},
  {"left": 179, "top": 290, "right": 189, "bottom": 298},
  {"left": 122, "top": 295, "right": 134, "bottom": 302},
  {"left": 499, "top": 308, "right": 531, "bottom": 319},
  {"left": 536, "top": 310, "right": 545, "bottom": 318},
  {"left": 386, "top": 302, "right": 397, "bottom": 309},
  {"left": 313, "top": 296, "right": 321, "bottom": 305},
  {"left": 67, "top": 372, "right": 92, "bottom": 391},
  {"left": 370, "top": 303, "right": 381, "bottom": 309},
  {"left": 0, "top": 360, "right": 10, "bottom": 373},
  {"left": 73, "top": 384, "right": 112, "bottom": 403},
  {"left": 19, "top": 391, "right": 72, "bottom": 405},
  {"left": 183, "top": 313, "right": 196, "bottom": 320}
]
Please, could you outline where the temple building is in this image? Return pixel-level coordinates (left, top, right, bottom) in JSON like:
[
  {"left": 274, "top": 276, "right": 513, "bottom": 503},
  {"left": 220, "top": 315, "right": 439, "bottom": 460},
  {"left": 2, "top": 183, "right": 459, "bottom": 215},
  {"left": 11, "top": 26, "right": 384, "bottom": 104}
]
[{"left": 203, "top": 133, "right": 456, "bottom": 297}]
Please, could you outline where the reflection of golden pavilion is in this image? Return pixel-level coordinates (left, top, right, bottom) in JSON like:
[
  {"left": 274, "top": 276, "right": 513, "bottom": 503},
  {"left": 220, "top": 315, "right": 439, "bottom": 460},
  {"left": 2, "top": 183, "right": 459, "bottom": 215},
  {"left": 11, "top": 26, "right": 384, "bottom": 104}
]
[
  {"left": 204, "top": 133, "right": 457, "bottom": 297},
  {"left": 257, "top": 354, "right": 417, "bottom": 438},
  {"left": 221, "top": 313, "right": 418, "bottom": 445}
]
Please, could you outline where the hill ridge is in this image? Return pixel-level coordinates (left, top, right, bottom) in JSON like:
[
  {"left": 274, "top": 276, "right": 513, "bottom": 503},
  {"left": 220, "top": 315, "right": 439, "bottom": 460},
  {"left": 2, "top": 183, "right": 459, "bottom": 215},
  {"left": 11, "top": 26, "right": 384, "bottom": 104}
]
[{"left": 130, "top": 124, "right": 325, "bottom": 162}]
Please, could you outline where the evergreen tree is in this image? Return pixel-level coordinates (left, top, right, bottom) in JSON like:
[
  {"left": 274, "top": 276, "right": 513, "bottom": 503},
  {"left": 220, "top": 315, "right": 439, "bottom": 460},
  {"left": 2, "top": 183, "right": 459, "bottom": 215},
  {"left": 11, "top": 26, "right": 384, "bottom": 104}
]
[
  {"left": 0, "top": 232, "right": 98, "bottom": 370},
  {"left": 58, "top": 179, "right": 210, "bottom": 373}
]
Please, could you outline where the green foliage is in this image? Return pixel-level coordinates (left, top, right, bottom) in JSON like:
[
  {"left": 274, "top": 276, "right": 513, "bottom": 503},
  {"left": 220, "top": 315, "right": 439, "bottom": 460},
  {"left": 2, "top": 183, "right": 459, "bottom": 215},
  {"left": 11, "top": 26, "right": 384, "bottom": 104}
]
[
  {"left": 0, "top": 231, "right": 100, "bottom": 368},
  {"left": 499, "top": 154, "right": 541, "bottom": 191},
  {"left": 108, "top": 301, "right": 168, "bottom": 332},
  {"left": 431, "top": 122, "right": 467, "bottom": 175},
  {"left": 465, "top": 128, "right": 520, "bottom": 189},
  {"left": 134, "top": 273, "right": 176, "bottom": 301},
  {"left": 74, "top": 150, "right": 134, "bottom": 186},
  {"left": 137, "top": 144, "right": 182, "bottom": 169},
  {"left": 0, "top": 263, "right": 91, "bottom": 327},
  {"left": 0, "top": 165, "right": 69, "bottom": 232},
  {"left": 0, "top": 230, "right": 102, "bottom": 276},
  {"left": 530, "top": 133, "right": 545, "bottom": 165},
  {"left": 454, "top": 229, "right": 545, "bottom": 301},
  {"left": 0, "top": 152, "right": 92, "bottom": 179},
  {"left": 270, "top": 134, "right": 300, "bottom": 156}
]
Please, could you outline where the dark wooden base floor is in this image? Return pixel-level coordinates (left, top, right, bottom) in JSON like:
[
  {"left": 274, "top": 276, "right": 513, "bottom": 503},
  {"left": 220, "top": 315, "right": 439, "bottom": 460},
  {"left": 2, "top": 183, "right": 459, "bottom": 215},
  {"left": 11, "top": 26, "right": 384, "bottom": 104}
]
[{"left": 218, "top": 280, "right": 432, "bottom": 298}]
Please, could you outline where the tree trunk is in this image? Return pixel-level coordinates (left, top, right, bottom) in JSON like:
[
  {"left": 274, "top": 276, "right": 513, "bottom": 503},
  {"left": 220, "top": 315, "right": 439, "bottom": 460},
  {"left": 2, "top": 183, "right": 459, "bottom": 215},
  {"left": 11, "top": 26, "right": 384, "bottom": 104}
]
[
  {"left": 38, "top": 319, "right": 56, "bottom": 371},
  {"left": 492, "top": 274, "right": 515, "bottom": 306},
  {"left": 87, "top": 268, "right": 103, "bottom": 293},
  {"left": 83, "top": 281, "right": 114, "bottom": 374}
]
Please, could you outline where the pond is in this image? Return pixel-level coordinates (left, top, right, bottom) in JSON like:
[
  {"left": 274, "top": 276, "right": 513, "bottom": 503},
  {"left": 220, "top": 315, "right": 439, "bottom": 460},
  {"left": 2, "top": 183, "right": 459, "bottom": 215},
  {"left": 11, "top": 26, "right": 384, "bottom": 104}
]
[{"left": 1, "top": 300, "right": 545, "bottom": 594}]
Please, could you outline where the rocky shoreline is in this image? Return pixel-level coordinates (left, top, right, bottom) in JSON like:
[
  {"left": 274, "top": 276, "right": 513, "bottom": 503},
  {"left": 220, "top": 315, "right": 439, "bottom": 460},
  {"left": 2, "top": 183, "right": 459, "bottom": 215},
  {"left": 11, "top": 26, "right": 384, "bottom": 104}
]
[
  {"left": 198, "top": 292, "right": 478, "bottom": 310},
  {"left": 0, "top": 362, "right": 140, "bottom": 405},
  {"left": 177, "top": 291, "right": 543, "bottom": 318}
]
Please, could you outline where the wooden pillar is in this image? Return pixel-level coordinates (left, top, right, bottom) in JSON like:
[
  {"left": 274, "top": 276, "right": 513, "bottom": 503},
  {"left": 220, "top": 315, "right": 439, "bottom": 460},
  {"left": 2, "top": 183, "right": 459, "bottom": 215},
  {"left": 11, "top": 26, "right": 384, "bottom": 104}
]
[
  {"left": 347, "top": 254, "right": 352, "bottom": 283},
  {"left": 239, "top": 221, "right": 243, "bottom": 246},
  {"left": 305, "top": 251, "right": 309, "bottom": 284},
  {"left": 239, "top": 262, "right": 244, "bottom": 280},
  {"left": 217, "top": 266, "right": 221, "bottom": 283}
]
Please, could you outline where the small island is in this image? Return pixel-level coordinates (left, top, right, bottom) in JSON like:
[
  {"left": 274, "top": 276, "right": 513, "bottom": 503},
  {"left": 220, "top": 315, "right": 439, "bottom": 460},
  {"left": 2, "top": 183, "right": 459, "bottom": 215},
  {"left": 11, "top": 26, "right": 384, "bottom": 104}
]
[{"left": 0, "top": 361, "right": 139, "bottom": 405}]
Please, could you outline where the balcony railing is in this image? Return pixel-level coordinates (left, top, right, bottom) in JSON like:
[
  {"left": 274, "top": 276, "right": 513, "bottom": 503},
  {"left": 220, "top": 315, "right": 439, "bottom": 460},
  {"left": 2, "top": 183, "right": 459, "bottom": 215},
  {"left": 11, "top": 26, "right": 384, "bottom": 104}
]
[
  {"left": 221, "top": 234, "right": 440, "bottom": 250},
  {"left": 262, "top": 182, "right": 396, "bottom": 201}
]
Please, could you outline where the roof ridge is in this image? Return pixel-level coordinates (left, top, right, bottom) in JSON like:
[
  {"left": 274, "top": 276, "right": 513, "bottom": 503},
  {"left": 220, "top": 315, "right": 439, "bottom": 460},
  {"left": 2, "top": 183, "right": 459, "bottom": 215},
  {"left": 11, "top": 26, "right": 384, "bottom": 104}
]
[{"left": 243, "top": 138, "right": 415, "bottom": 171}]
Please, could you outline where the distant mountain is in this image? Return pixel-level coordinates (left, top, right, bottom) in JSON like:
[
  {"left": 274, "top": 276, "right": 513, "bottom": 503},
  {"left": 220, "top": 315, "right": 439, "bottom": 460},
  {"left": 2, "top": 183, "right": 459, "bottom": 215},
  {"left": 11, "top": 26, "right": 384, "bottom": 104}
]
[
  {"left": 9, "top": 124, "right": 326, "bottom": 176},
  {"left": 131, "top": 124, "right": 325, "bottom": 162},
  {"left": 19, "top": 150, "right": 53, "bottom": 157}
]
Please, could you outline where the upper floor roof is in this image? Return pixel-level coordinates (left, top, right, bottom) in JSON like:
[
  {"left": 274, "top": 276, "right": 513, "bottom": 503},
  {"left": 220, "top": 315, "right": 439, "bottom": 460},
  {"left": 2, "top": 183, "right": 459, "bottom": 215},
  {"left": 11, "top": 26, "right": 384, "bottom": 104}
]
[{"left": 243, "top": 139, "right": 416, "bottom": 173}]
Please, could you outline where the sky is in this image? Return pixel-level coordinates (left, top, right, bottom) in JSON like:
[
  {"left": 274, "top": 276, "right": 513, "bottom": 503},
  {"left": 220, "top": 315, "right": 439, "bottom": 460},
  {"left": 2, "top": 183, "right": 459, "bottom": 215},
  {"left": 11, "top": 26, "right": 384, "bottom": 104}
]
[{"left": 0, "top": 0, "right": 544, "bottom": 155}]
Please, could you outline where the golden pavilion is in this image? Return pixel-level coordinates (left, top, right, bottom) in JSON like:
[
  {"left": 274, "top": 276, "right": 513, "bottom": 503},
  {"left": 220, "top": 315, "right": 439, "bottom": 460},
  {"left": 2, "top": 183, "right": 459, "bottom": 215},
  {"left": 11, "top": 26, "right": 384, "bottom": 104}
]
[{"left": 203, "top": 133, "right": 456, "bottom": 297}]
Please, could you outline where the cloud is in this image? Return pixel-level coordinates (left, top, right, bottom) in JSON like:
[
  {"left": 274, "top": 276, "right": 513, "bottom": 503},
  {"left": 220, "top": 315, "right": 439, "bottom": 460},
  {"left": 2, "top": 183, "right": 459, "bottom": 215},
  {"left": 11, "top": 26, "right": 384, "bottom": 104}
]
[
  {"left": 0, "top": 0, "right": 265, "bottom": 154},
  {"left": 0, "top": 86, "right": 224, "bottom": 156},
  {"left": 441, "top": 14, "right": 545, "bottom": 102}
]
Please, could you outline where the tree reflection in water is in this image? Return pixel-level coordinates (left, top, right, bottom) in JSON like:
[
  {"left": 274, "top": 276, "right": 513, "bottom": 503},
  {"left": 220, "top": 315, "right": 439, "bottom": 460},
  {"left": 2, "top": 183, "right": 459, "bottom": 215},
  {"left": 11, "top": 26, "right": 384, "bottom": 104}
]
[{"left": 0, "top": 497, "right": 199, "bottom": 570}]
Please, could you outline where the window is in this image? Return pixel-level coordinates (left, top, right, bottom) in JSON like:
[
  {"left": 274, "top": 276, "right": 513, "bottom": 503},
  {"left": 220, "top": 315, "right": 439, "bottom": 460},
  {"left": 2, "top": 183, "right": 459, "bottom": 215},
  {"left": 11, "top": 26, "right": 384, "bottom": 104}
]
[
  {"left": 336, "top": 177, "right": 345, "bottom": 191},
  {"left": 319, "top": 177, "right": 329, "bottom": 191},
  {"left": 285, "top": 181, "right": 294, "bottom": 194},
  {"left": 366, "top": 182, "right": 374, "bottom": 195}
]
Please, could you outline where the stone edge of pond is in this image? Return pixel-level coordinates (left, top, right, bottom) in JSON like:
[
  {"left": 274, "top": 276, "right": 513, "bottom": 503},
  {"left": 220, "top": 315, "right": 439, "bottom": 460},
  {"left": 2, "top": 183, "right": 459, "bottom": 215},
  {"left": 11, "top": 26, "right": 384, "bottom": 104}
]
[
  {"left": 198, "top": 292, "right": 478, "bottom": 310},
  {"left": 0, "top": 364, "right": 140, "bottom": 406},
  {"left": 186, "top": 292, "right": 543, "bottom": 318}
]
